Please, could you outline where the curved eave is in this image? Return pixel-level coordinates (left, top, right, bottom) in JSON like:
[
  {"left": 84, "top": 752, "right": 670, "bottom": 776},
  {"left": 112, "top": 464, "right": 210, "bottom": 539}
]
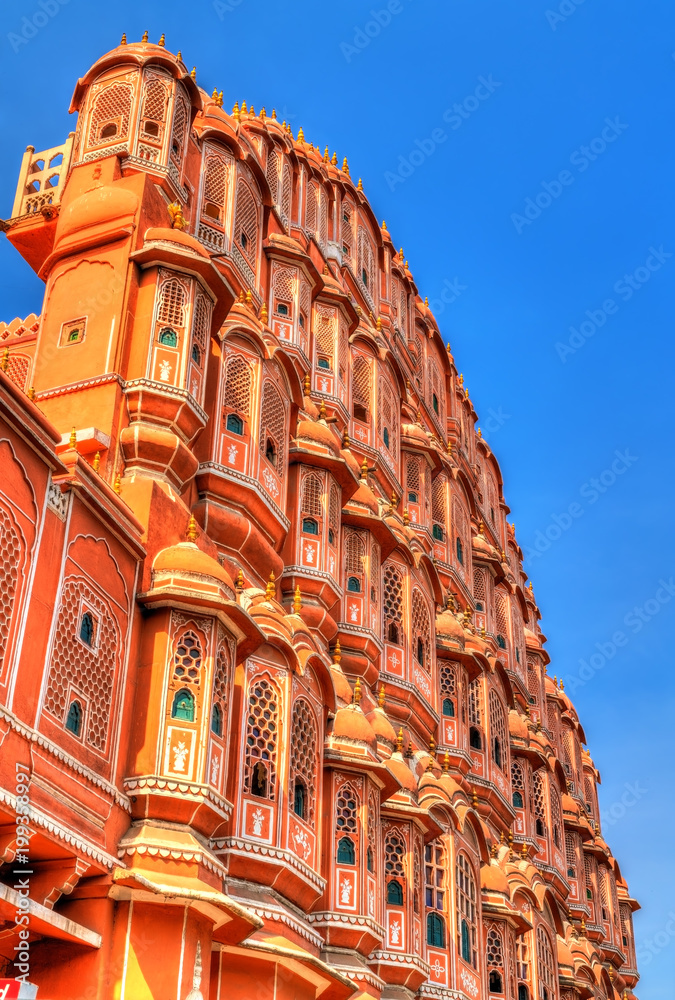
[{"left": 70, "top": 46, "right": 202, "bottom": 113}]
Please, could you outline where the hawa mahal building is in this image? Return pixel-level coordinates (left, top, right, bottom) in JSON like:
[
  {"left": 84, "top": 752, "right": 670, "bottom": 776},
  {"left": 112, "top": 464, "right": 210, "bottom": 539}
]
[{"left": 0, "top": 35, "right": 640, "bottom": 1000}]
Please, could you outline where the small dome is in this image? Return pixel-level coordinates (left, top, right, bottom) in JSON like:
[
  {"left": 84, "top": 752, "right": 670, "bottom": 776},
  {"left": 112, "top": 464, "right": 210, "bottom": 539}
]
[
  {"left": 329, "top": 662, "right": 353, "bottom": 705},
  {"left": 401, "top": 423, "right": 430, "bottom": 447},
  {"left": 333, "top": 705, "right": 378, "bottom": 752},
  {"left": 58, "top": 185, "right": 139, "bottom": 243},
  {"left": 561, "top": 793, "right": 580, "bottom": 818},
  {"left": 296, "top": 418, "right": 340, "bottom": 455},
  {"left": 386, "top": 753, "right": 418, "bottom": 794},
  {"left": 341, "top": 447, "right": 361, "bottom": 479},
  {"left": 509, "top": 710, "right": 529, "bottom": 741},
  {"left": 347, "top": 481, "right": 380, "bottom": 515},
  {"left": 435, "top": 609, "right": 465, "bottom": 645},
  {"left": 366, "top": 707, "right": 397, "bottom": 746},
  {"left": 153, "top": 542, "right": 235, "bottom": 595},
  {"left": 481, "top": 862, "right": 510, "bottom": 895},
  {"left": 556, "top": 937, "right": 575, "bottom": 970}
]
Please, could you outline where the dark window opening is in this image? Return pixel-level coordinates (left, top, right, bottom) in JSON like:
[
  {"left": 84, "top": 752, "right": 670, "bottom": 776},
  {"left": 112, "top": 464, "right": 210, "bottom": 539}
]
[
  {"left": 337, "top": 836, "right": 355, "bottom": 864},
  {"left": 518, "top": 986, "right": 530, "bottom": 1000},
  {"left": 456, "top": 536, "right": 464, "bottom": 565},
  {"left": 328, "top": 528, "right": 336, "bottom": 545},
  {"left": 386, "top": 879, "right": 403, "bottom": 905},
  {"left": 302, "top": 517, "right": 319, "bottom": 535},
  {"left": 513, "top": 790, "right": 524, "bottom": 808},
  {"left": 191, "top": 344, "right": 201, "bottom": 364},
  {"left": 536, "top": 819, "right": 545, "bottom": 837},
  {"left": 497, "top": 634, "right": 506, "bottom": 649},
  {"left": 159, "top": 327, "right": 177, "bottom": 347},
  {"left": 240, "top": 230, "right": 248, "bottom": 249},
  {"left": 567, "top": 867, "right": 575, "bottom": 878},
  {"left": 388, "top": 622, "right": 400, "bottom": 644},
  {"left": 143, "top": 120, "right": 160, "bottom": 137},
  {"left": 276, "top": 302, "right": 289, "bottom": 316},
  {"left": 265, "top": 438, "right": 277, "bottom": 466},
  {"left": 251, "top": 760, "right": 268, "bottom": 798},
  {"left": 408, "top": 491, "right": 418, "bottom": 503},
  {"left": 475, "top": 601, "right": 483, "bottom": 611},
  {"left": 367, "top": 846, "right": 374, "bottom": 872},
  {"left": 171, "top": 688, "right": 195, "bottom": 722},
  {"left": 461, "top": 919, "right": 471, "bottom": 963},
  {"left": 432, "top": 523, "right": 444, "bottom": 541},
  {"left": 347, "top": 576, "right": 361, "bottom": 593},
  {"left": 299, "top": 313, "right": 305, "bottom": 328},
  {"left": 204, "top": 202, "right": 220, "bottom": 220},
  {"left": 211, "top": 702, "right": 223, "bottom": 737},
  {"left": 226, "top": 413, "right": 244, "bottom": 434},
  {"left": 432, "top": 392, "right": 439, "bottom": 414},
  {"left": 427, "top": 912, "right": 445, "bottom": 948},
  {"left": 65, "top": 700, "right": 82, "bottom": 736},
  {"left": 416, "top": 637, "right": 424, "bottom": 665},
  {"left": 68, "top": 328, "right": 81, "bottom": 343},
  {"left": 494, "top": 737, "right": 502, "bottom": 769},
  {"left": 100, "top": 122, "right": 118, "bottom": 139},
  {"left": 442, "top": 697, "right": 455, "bottom": 717},
  {"left": 293, "top": 779, "right": 306, "bottom": 819},
  {"left": 353, "top": 402, "right": 368, "bottom": 422},
  {"left": 469, "top": 726, "right": 482, "bottom": 750},
  {"left": 361, "top": 267, "right": 368, "bottom": 286},
  {"left": 489, "top": 971, "right": 503, "bottom": 994},
  {"left": 383, "top": 427, "right": 390, "bottom": 449},
  {"left": 79, "top": 612, "right": 94, "bottom": 646},
  {"left": 317, "top": 357, "right": 331, "bottom": 369}
]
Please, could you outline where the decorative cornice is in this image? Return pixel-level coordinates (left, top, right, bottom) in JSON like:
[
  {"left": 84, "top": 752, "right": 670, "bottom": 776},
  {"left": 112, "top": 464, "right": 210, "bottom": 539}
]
[{"left": 215, "top": 838, "right": 325, "bottom": 891}]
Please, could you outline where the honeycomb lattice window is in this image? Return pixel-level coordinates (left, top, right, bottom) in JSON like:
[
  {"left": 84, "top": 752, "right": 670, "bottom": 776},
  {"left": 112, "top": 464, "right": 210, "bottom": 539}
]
[
  {"left": 357, "top": 226, "right": 375, "bottom": 293},
  {"left": 495, "top": 592, "right": 509, "bottom": 644},
  {"left": 427, "top": 358, "right": 444, "bottom": 426},
  {"left": 411, "top": 589, "right": 431, "bottom": 672},
  {"left": 565, "top": 832, "right": 577, "bottom": 878},
  {"left": 212, "top": 641, "right": 229, "bottom": 723},
  {"left": 533, "top": 770, "right": 546, "bottom": 833},
  {"left": 370, "top": 541, "right": 380, "bottom": 608},
  {"left": 584, "top": 775, "right": 595, "bottom": 815},
  {"left": 201, "top": 149, "right": 231, "bottom": 226},
  {"left": 550, "top": 784, "right": 562, "bottom": 848},
  {"left": 406, "top": 455, "right": 421, "bottom": 499},
  {"left": 170, "top": 93, "right": 189, "bottom": 164},
  {"left": 487, "top": 924, "right": 504, "bottom": 972},
  {"left": 456, "top": 852, "right": 477, "bottom": 967},
  {"left": 281, "top": 162, "right": 292, "bottom": 224},
  {"left": 527, "top": 656, "right": 540, "bottom": 703},
  {"left": 473, "top": 567, "right": 487, "bottom": 611},
  {"left": 562, "top": 728, "right": 576, "bottom": 780},
  {"left": 266, "top": 147, "right": 279, "bottom": 202},
  {"left": 452, "top": 496, "right": 469, "bottom": 573},
  {"left": 344, "top": 529, "right": 366, "bottom": 574},
  {"left": 432, "top": 475, "right": 446, "bottom": 526},
  {"left": 318, "top": 188, "right": 328, "bottom": 245},
  {"left": 328, "top": 483, "right": 341, "bottom": 542},
  {"left": 489, "top": 689, "right": 507, "bottom": 771},
  {"left": 336, "top": 783, "right": 358, "bottom": 833},
  {"left": 547, "top": 702, "right": 558, "bottom": 745},
  {"left": 299, "top": 280, "right": 311, "bottom": 327},
  {"left": 377, "top": 377, "right": 398, "bottom": 455},
  {"left": 44, "top": 577, "right": 118, "bottom": 753},
  {"left": 6, "top": 354, "right": 30, "bottom": 391},
  {"left": 511, "top": 759, "right": 525, "bottom": 797},
  {"left": 191, "top": 292, "right": 211, "bottom": 356},
  {"left": 610, "top": 867, "right": 620, "bottom": 930},
  {"left": 384, "top": 829, "right": 406, "bottom": 878},
  {"left": 440, "top": 663, "right": 456, "bottom": 700},
  {"left": 305, "top": 181, "right": 317, "bottom": 234},
  {"left": 341, "top": 202, "right": 354, "bottom": 260},
  {"left": 585, "top": 855, "right": 595, "bottom": 909},
  {"left": 0, "top": 506, "right": 21, "bottom": 673},
  {"left": 468, "top": 678, "right": 482, "bottom": 727},
  {"left": 233, "top": 177, "right": 259, "bottom": 266},
  {"left": 172, "top": 630, "right": 202, "bottom": 686},
  {"left": 383, "top": 562, "right": 404, "bottom": 644},
  {"left": 157, "top": 275, "right": 189, "bottom": 329},
  {"left": 272, "top": 264, "right": 296, "bottom": 312},
  {"left": 140, "top": 76, "right": 168, "bottom": 140},
  {"left": 315, "top": 305, "right": 336, "bottom": 362},
  {"left": 244, "top": 676, "right": 278, "bottom": 798},
  {"left": 88, "top": 82, "right": 133, "bottom": 148},
  {"left": 259, "top": 380, "right": 286, "bottom": 472},
  {"left": 290, "top": 698, "right": 318, "bottom": 825},
  {"left": 536, "top": 926, "right": 556, "bottom": 999},
  {"left": 367, "top": 790, "right": 378, "bottom": 872},
  {"left": 399, "top": 286, "right": 408, "bottom": 338},
  {"left": 599, "top": 865, "right": 610, "bottom": 920},
  {"left": 338, "top": 319, "right": 348, "bottom": 384},
  {"left": 352, "top": 355, "right": 372, "bottom": 414},
  {"left": 224, "top": 354, "right": 252, "bottom": 415},
  {"left": 413, "top": 839, "right": 422, "bottom": 914},
  {"left": 301, "top": 472, "right": 324, "bottom": 518}
]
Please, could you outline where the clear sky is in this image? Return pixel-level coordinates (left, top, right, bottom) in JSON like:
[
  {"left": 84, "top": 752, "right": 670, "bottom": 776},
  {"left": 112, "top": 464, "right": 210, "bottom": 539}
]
[{"left": 0, "top": 0, "right": 672, "bottom": 994}]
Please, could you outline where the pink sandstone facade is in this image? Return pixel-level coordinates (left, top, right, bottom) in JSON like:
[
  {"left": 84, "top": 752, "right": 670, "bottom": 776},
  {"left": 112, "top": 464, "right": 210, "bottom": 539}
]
[{"left": 0, "top": 34, "right": 639, "bottom": 1000}]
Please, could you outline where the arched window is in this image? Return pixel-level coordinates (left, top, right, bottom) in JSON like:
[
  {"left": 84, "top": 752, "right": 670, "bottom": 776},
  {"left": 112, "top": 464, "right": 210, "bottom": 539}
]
[
  {"left": 489, "top": 971, "right": 503, "bottom": 993},
  {"left": 551, "top": 785, "right": 563, "bottom": 849},
  {"left": 158, "top": 327, "right": 177, "bottom": 346},
  {"left": 233, "top": 177, "right": 259, "bottom": 267},
  {"left": 302, "top": 517, "right": 318, "bottom": 535},
  {"left": 290, "top": 698, "right": 318, "bottom": 824},
  {"left": 442, "top": 697, "right": 455, "bottom": 717},
  {"left": 383, "top": 562, "right": 404, "bottom": 647},
  {"left": 411, "top": 589, "right": 431, "bottom": 673},
  {"left": 440, "top": 662, "right": 456, "bottom": 719},
  {"left": 489, "top": 690, "right": 507, "bottom": 772},
  {"left": 456, "top": 853, "right": 477, "bottom": 967},
  {"left": 352, "top": 355, "right": 372, "bottom": 422},
  {"left": 224, "top": 354, "right": 252, "bottom": 425},
  {"left": 432, "top": 476, "right": 446, "bottom": 540},
  {"left": 226, "top": 413, "right": 244, "bottom": 435},
  {"left": 487, "top": 925, "right": 504, "bottom": 993},
  {"left": 259, "top": 381, "right": 286, "bottom": 473},
  {"left": 244, "top": 677, "right": 278, "bottom": 800},
  {"left": 565, "top": 833, "right": 577, "bottom": 879},
  {"left": 456, "top": 536, "right": 464, "bottom": 565},
  {"left": 88, "top": 82, "right": 133, "bottom": 148},
  {"left": 337, "top": 836, "right": 355, "bottom": 864},
  {"left": 65, "top": 700, "right": 82, "bottom": 736},
  {"left": 533, "top": 771, "right": 546, "bottom": 838},
  {"left": 536, "top": 926, "right": 556, "bottom": 1000},
  {"left": 210, "top": 702, "right": 223, "bottom": 736},
  {"left": 427, "top": 912, "right": 445, "bottom": 947},
  {"left": 385, "top": 830, "right": 406, "bottom": 905},
  {"left": 518, "top": 986, "right": 530, "bottom": 1000},
  {"left": 469, "top": 726, "right": 482, "bottom": 750},
  {"left": 171, "top": 688, "right": 195, "bottom": 722},
  {"left": 347, "top": 577, "right": 361, "bottom": 592},
  {"left": 511, "top": 759, "right": 526, "bottom": 811},
  {"left": 513, "top": 790, "right": 524, "bottom": 808},
  {"left": 432, "top": 524, "right": 444, "bottom": 540},
  {"left": 344, "top": 529, "right": 366, "bottom": 596},
  {"left": 79, "top": 612, "right": 94, "bottom": 646}
]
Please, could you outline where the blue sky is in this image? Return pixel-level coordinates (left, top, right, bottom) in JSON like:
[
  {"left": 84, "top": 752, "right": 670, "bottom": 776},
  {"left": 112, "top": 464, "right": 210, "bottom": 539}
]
[{"left": 1, "top": 0, "right": 673, "bottom": 994}]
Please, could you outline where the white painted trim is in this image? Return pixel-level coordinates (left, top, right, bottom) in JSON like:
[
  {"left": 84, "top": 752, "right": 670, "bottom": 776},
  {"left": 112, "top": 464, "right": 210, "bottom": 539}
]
[
  {"left": 176, "top": 904, "right": 188, "bottom": 1000},
  {"left": 104, "top": 315, "right": 116, "bottom": 373},
  {"left": 119, "top": 898, "right": 133, "bottom": 1000}
]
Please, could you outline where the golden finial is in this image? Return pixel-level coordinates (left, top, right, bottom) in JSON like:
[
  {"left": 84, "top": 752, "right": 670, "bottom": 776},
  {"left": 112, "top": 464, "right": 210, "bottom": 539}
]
[
  {"left": 442, "top": 751, "right": 450, "bottom": 773},
  {"left": 490, "top": 842, "right": 498, "bottom": 858},
  {"left": 241, "top": 100, "right": 247, "bottom": 114},
  {"left": 158, "top": 33, "right": 165, "bottom": 47},
  {"left": 521, "top": 842, "right": 528, "bottom": 859},
  {"left": 245, "top": 289, "right": 252, "bottom": 305},
  {"left": 113, "top": 473, "right": 122, "bottom": 495},
  {"left": 479, "top": 520, "right": 484, "bottom": 535},
  {"left": 382, "top": 220, "right": 387, "bottom": 230},
  {"left": 554, "top": 675, "right": 558, "bottom": 687},
  {"left": 190, "top": 67, "right": 196, "bottom": 80},
  {"left": 218, "top": 92, "right": 223, "bottom": 107},
  {"left": 402, "top": 507, "right": 410, "bottom": 525},
  {"left": 398, "top": 247, "right": 404, "bottom": 260},
  {"left": 472, "top": 789, "right": 478, "bottom": 808},
  {"left": 508, "top": 831, "right": 514, "bottom": 847},
  {"left": 396, "top": 727, "right": 404, "bottom": 753},
  {"left": 447, "top": 342, "right": 451, "bottom": 354},
  {"left": 186, "top": 514, "right": 198, "bottom": 542},
  {"left": 293, "top": 585, "right": 302, "bottom": 613},
  {"left": 303, "top": 372, "right": 311, "bottom": 395},
  {"left": 357, "top": 178, "right": 363, "bottom": 191},
  {"left": 342, "top": 157, "right": 349, "bottom": 175},
  {"left": 323, "top": 146, "right": 329, "bottom": 161},
  {"left": 463, "top": 606, "right": 472, "bottom": 626},
  {"left": 560, "top": 679, "right": 565, "bottom": 691},
  {"left": 319, "top": 399, "right": 327, "bottom": 421},
  {"left": 271, "top": 108, "right": 277, "bottom": 119},
  {"left": 232, "top": 101, "right": 240, "bottom": 121},
  {"left": 376, "top": 316, "right": 382, "bottom": 332},
  {"left": 297, "top": 126, "right": 305, "bottom": 143},
  {"left": 478, "top": 427, "right": 482, "bottom": 438},
  {"left": 426, "top": 738, "right": 436, "bottom": 771},
  {"left": 459, "top": 373, "right": 464, "bottom": 385},
  {"left": 360, "top": 457, "right": 369, "bottom": 480},
  {"left": 260, "top": 302, "right": 268, "bottom": 323},
  {"left": 333, "top": 639, "right": 342, "bottom": 664},
  {"left": 212, "top": 88, "right": 218, "bottom": 101},
  {"left": 235, "top": 569, "right": 244, "bottom": 592},
  {"left": 331, "top": 151, "right": 338, "bottom": 166},
  {"left": 481, "top": 624, "right": 487, "bottom": 638},
  {"left": 446, "top": 591, "right": 456, "bottom": 611},
  {"left": 265, "top": 571, "right": 276, "bottom": 600},
  {"left": 120, "top": 33, "right": 127, "bottom": 45},
  {"left": 342, "top": 427, "right": 350, "bottom": 448},
  {"left": 93, "top": 451, "right": 100, "bottom": 473},
  {"left": 167, "top": 201, "right": 185, "bottom": 230},
  {"left": 536, "top": 718, "right": 542, "bottom": 732},
  {"left": 354, "top": 677, "right": 362, "bottom": 704},
  {"left": 465, "top": 388, "right": 469, "bottom": 399},
  {"left": 141, "top": 29, "right": 149, "bottom": 42},
  {"left": 424, "top": 296, "right": 429, "bottom": 306},
  {"left": 0, "top": 348, "right": 8, "bottom": 372},
  {"left": 389, "top": 491, "right": 397, "bottom": 513},
  {"left": 249, "top": 105, "right": 255, "bottom": 117},
  {"left": 69, "top": 427, "right": 77, "bottom": 449},
  {"left": 27, "top": 386, "right": 36, "bottom": 401},
  {"left": 500, "top": 830, "right": 505, "bottom": 844},
  {"left": 447, "top": 440, "right": 453, "bottom": 456},
  {"left": 237, "top": 289, "right": 245, "bottom": 303},
  {"left": 378, "top": 684, "right": 386, "bottom": 709},
  {"left": 580, "top": 917, "right": 586, "bottom": 935},
  {"left": 177, "top": 50, "right": 182, "bottom": 62}
]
